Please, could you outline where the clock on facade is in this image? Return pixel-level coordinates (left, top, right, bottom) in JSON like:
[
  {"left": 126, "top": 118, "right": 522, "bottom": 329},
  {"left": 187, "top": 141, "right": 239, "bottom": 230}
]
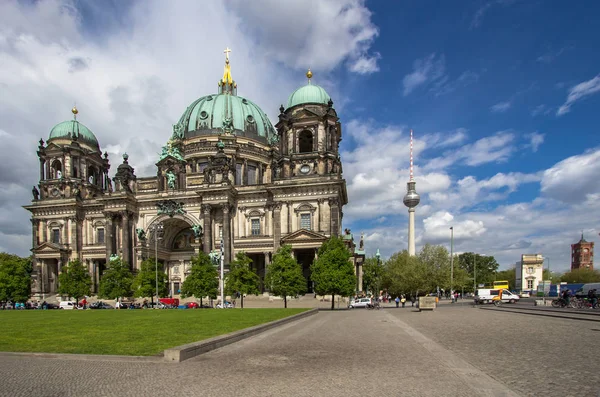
[{"left": 300, "top": 164, "right": 311, "bottom": 174}]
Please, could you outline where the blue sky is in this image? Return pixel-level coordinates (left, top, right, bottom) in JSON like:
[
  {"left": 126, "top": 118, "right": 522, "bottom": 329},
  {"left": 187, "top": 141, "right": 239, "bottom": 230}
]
[{"left": 1, "top": 0, "right": 599, "bottom": 272}]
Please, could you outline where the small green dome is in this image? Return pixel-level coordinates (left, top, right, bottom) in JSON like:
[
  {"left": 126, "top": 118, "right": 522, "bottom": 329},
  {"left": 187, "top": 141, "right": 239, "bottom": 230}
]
[
  {"left": 49, "top": 120, "right": 99, "bottom": 147},
  {"left": 287, "top": 84, "right": 332, "bottom": 109},
  {"left": 177, "top": 93, "right": 276, "bottom": 142}
]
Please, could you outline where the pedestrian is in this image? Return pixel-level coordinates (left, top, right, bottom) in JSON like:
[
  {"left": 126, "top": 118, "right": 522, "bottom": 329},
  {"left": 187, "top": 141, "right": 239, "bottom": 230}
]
[
  {"left": 395, "top": 296, "right": 400, "bottom": 308},
  {"left": 401, "top": 295, "right": 406, "bottom": 308},
  {"left": 410, "top": 296, "right": 415, "bottom": 307}
]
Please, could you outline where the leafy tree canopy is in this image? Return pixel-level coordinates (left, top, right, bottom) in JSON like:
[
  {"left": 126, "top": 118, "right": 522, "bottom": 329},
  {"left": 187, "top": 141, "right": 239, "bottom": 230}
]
[
  {"left": 383, "top": 250, "right": 427, "bottom": 297},
  {"left": 98, "top": 257, "right": 133, "bottom": 300},
  {"left": 132, "top": 258, "right": 168, "bottom": 302},
  {"left": 311, "top": 236, "right": 355, "bottom": 309},
  {"left": 457, "top": 252, "right": 499, "bottom": 285},
  {"left": 559, "top": 268, "right": 600, "bottom": 283},
  {"left": 225, "top": 251, "right": 260, "bottom": 308},
  {"left": 265, "top": 245, "right": 306, "bottom": 308},
  {"left": 362, "top": 256, "right": 384, "bottom": 296},
  {"left": 0, "top": 253, "right": 31, "bottom": 303},
  {"left": 495, "top": 267, "right": 516, "bottom": 290},
  {"left": 58, "top": 259, "right": 91, "bottom": 304},
  {"left": 180, "top": 252, "right": 218, "bottom": 306}
]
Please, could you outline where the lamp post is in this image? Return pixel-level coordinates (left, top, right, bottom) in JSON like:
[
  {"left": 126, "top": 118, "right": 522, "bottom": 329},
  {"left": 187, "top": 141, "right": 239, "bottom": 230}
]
[
  {"left": 544, "top": 257, "right": 550, "bottom": 303},
  {"left": 450, "top": 226, "right": 454, "bottom": 301},
  {"left": 220, "top": 237, "right": 224, "bottom": 308},
  {"left": 150, "top": 222, "right": 163, "bottom": 308},
  {"left": 375, "top": 248, "right": 381, "bottom": 297},
  {"left": 473, "top": 253, "right": 477, "bottom": 294}
]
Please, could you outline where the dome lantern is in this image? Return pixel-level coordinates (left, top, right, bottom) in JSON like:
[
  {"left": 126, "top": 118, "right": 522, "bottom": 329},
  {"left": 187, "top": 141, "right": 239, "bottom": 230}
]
[{"left": 286, "top": 70, "right": 333, "bottom": 110}]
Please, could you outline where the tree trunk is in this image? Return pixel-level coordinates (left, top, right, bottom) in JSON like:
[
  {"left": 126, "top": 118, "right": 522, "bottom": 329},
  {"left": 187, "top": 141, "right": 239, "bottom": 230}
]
[
  {"left": 241, "top": 295, "right": 244, "bottom": 309},
  {"left": 200, "top": 297, "right": 203, "bottom": 308},
  {"left": 284, "top": 296, "right": 287, "bottom": 308},
  {"left": 331, "top": 294, "right": 335, "bottom": 310}
]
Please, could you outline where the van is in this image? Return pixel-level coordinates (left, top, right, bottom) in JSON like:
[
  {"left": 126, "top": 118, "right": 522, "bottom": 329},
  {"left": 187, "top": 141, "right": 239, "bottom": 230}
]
[
  {"left": 59, "top": 301, "right": 77, "bottom": 310},
  {"left": 474, "top": 289, "right": 520, "bottom": 305},
  {"left": 575, "top": 283, "right": 600, "bottom": 298}
]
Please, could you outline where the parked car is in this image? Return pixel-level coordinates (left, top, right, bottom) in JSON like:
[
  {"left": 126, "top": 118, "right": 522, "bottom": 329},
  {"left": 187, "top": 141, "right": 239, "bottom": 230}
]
[
  {"left": 349, "top": 297, "right": 372, "bottom": 309},
  {"left": 59, "top": 301, "right": 78, "bottom": 310},
  {"left": 519, "top": 291, "right": 531, "bottom": 298},
  {"left": 89, "top": 302, "right": 114, "bottom": 309},
  {"left": 186, "top": 302, "right": 199, "bottom": 309}
]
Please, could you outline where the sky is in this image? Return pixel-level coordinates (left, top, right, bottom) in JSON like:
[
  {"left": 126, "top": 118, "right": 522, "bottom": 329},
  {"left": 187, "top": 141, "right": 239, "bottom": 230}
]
[{"left": 1, "top": 0, "right": 599, "bottom": 273}]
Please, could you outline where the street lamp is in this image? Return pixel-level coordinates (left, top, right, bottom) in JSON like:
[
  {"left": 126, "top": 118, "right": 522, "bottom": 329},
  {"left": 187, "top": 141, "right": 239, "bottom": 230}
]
[
  {"left": 450, "top": 226, "right": 454, "bottom": 301},
  {"left": 149, "top": 222, "right": 164, "bottom": 308},
  {"left": 375, "top": 248, "right": 381, "bottom": 297},
  {"left": 473, "top": 253, "right": 477, "bottom": 294},
  {"left": 544, "top": 257, "right": 550, "bottom": 303}
]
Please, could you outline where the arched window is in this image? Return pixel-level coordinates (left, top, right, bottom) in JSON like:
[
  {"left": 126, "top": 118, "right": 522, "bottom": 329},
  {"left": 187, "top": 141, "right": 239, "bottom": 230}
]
[
  {"left": 51, "top": 160, "right": 62, "bottom": 179},
  {"left": 298, "top": 130, "right": 313, "bottom": 153}
]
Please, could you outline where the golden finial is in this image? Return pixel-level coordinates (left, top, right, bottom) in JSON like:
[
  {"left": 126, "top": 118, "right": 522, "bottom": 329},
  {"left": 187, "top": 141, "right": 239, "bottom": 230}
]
[
  {"left": 71, "top": 105, "right": 78, "bottom": 120},
  {"left": 306, "top": 68, "right": 313, "bottom": 83},
  {"left": 222, "top": 47, "right": 233, "bottom": 85}
]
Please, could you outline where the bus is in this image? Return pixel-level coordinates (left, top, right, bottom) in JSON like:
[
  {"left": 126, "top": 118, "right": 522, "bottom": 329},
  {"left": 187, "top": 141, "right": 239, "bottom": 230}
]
[{"left": 493, "top": 280, "right": 509, "bottom": 290}]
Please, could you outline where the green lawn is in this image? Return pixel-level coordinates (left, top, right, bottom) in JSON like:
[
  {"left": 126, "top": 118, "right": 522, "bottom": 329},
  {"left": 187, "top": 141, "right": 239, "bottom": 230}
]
[{"left": 0, "top": 308, "right": 308, "bottom": 356}]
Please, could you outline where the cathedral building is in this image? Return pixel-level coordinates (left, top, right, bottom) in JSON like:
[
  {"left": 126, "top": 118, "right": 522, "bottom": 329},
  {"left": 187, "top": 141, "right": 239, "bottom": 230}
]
[{"left": 24, "top": 51, "right": 364, "bottom": 298}]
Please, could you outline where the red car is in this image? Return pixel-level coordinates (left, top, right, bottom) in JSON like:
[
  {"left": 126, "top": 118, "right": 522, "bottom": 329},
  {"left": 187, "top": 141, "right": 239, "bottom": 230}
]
[{"left": 186, "top": 302, "right": 199, "bottom": 309}]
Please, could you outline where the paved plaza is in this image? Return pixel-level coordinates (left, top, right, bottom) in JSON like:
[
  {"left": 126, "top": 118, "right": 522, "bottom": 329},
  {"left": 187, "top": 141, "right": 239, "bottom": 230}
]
[{"left": 1, "top": 304, "right": 598, "bottom": 397}]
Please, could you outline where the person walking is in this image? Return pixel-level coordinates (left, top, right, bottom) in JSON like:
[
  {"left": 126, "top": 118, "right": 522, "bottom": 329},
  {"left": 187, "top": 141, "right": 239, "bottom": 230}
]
[
  {"left": 401, "top": 295, "right": 406, "bottom": 308},
  {"left": 395, "top": 296, "right": 400, "bottom": 308}
]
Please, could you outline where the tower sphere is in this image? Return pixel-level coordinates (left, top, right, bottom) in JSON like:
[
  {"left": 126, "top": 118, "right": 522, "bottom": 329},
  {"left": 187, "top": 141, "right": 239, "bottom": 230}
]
[{"left": 403, "top": 188, "right": 420, "bottom": 208}]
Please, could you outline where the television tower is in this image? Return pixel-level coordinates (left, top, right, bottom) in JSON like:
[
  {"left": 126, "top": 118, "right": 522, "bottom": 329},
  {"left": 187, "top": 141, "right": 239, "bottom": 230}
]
[{"left": 403, "top": 129, "right": 420, "bottom": 256}]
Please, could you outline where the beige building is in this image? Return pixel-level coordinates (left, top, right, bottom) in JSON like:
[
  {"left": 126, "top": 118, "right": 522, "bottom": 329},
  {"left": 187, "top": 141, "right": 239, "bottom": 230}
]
[
  {"left": 24, "top": 54, "right": 364, "bottom": 298},
  {"left": 515, "top": 254, "right": 544, "bottom": 293}
]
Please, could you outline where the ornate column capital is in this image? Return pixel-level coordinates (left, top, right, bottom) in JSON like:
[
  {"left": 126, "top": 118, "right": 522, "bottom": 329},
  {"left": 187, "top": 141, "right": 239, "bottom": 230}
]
[
  {"left": 328, "top": 197, "right": 339, "bottom": 207},
  {"left": 30, "top": 218, "right": 40, "bottom": 226},
  {"left": 317, "top": 198, "right": 325, "bottom": 205},
  {"left": 221, "top": 203, "right": 231, "bottom": 214},
  {"left": 201, "top": 204, "right": 212, "bottom": 214}
]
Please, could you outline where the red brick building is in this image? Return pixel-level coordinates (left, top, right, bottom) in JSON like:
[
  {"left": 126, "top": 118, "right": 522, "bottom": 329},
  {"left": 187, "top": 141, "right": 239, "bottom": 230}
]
[{"left": 571, "top": 234, "right": 594, "bottom": 271}]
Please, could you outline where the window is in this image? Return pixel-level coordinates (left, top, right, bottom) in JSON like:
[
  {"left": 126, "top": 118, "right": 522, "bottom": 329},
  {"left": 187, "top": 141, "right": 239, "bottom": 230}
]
[
  {"left": 198, "top": 162, "right": 208, "bottom": 173},
  {"left": 527, "top": 280, "right": 534, "bottom": 289},
  {"left": 235, "top": 163, "right": 242, "bottom": 185},
  {"left": 300, "top": 213, "right": 311, "bottom": 230},
  {"left": 247, "top": 165, "right": 257, "bottom": 185},
  {"left": 527, "top": 266, "right": 534, "bottom": 274},
  {"left": 97, "top": 228, "right": 105, "bottom": 244},
  {"left": 251, "top": 219, "right": 260, "bottom": 235},
  {"left": 298, "top": 130, "right": 313, "bottom": 153},
  {"left": 51, "top": 229, "right": 60, "bottom": 244},
  {"left": 173, "top": 282, "right": 180, "bottom": 294}
]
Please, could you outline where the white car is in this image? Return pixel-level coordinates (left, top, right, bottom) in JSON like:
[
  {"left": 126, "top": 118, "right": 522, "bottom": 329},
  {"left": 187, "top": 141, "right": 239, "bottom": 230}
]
[
  {"left": 59, "top": 301, "right": 77, "bottom": 310},
  {"left": 349, "top": 298, "right": 372, "bottom": 308},
  {"left": 519, "top": 291, "right": 531, "bottom": 298}
]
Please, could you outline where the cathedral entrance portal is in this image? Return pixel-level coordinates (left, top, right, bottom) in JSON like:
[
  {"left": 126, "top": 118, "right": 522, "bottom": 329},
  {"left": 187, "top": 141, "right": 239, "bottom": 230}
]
[{"left": 295, "top": 249, "right": 315, "bottom": 293}]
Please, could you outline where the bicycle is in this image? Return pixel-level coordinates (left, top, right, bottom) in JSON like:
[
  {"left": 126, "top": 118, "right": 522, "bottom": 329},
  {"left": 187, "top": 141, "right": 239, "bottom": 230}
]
[{"left": 367, "top": 302, "right": 381, "bottom": 310}]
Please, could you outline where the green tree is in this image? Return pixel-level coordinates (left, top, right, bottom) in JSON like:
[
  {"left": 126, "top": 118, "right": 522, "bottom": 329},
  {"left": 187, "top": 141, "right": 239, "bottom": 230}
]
[
  {"left": 362, "top": 256, "right": 384, "bottom": 295},
  {"left": 225, "top": 251, "right": 260, "bottom": 309},
  {"left": 543, "top": 268, "right": 563, "bottom": 282},
  {"left": 0, "top": 253, "right": 31, "bottom": 306},
  {"left": 265, "top": 245, "right": 306, "bottom": 308},
  {"left": 495, "top": 267, "right": 516, "bottom": 290},
  {"left": 383, "top": 250, "right": 427, "bottom": 297},
  {"left": 457, "top": 252, "right": 499, "bottom": 285},
  {"left": 132, "top": 258, "right": 168, "bottom": 304},
  {"left": 57, "top": 259, "right": 91, "bottom": 305},
  {"left": 180, "top": 252, "right": 218, "bottom": 307},
  {"left": 311, "top": 236, "right": 356, "bottom": 310},
  {"left": 98, "top": 257, "right": 133, "bottom": 301},
  {"left": 418, "top": 244, "right": 451, "bottom": 292},
  {"left": 559, "top": 268, "right": 600, "bottom": 283}
]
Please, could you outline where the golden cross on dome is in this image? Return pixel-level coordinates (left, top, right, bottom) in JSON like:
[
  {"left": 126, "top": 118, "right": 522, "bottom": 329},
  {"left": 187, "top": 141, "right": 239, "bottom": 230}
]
[{"left": 224, "top": 47, "right": 231, "bottom": 62}]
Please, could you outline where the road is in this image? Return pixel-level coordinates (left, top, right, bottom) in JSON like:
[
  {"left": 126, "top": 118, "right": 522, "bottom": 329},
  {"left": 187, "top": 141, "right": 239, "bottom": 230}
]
[{"left": 0, "top": 304, "right": 598, "bottom": 397}]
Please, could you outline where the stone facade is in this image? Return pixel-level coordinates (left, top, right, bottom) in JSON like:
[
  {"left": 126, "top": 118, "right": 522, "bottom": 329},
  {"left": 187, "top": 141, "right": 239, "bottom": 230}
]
[
  {"left": 23, "top": 60, "right": 364, "bottom": 298},
  {"left": 515, "top": 254, "right": 544, "bottom": 293}
]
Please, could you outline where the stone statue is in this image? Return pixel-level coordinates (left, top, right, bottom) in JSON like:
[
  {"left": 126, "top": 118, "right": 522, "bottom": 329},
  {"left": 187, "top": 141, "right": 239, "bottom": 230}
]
[
  {"left": 72, "top": 184, "right": 81, "bottom": 200},
  {"left": 192, "top": 224, "right": 203, "bottom": 239},
  {"left": 222, "top": 117, "right": 233, "bottom": 134},
  {"left": 32, "top": 186, "right": 39, "bottom": 200},
  {"left": 109, "top": 254, "right": 120, "bottom": 262},
  {"left": 166, "top": 171, "right": 176, "bottom": 190},
  {"left": 136, "top": 228, "right": 147, "bottom": 242}
]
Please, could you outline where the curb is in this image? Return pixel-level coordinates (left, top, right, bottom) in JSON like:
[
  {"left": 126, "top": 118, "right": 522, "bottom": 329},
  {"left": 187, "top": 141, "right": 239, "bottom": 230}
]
[
  {"left": 0, "top": 351, "right": 164, "bottom": 363},
  {"left": 164, "top": 308, "right": 318, "bottom": 362}
]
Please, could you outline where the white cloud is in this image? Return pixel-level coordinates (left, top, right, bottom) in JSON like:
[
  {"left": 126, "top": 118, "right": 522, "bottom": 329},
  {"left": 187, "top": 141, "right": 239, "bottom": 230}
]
[
  {"left": 531, "top": 104, "right": 553, "bottom": 117},
  {"left": 557, "top": 74, "right": 600, "bottom": 116},
  {"left": 348, "top": 53, "right": 381, "bottom": 74},
  {"left": 525, "top": 132, "right": 544, "bottom": 152},
  {"left": 402, "top": 53, "right": 445, "bottom": 96},
  {"left": 490, "top": 101, "right": 511, "bottom": 113},
  {"left": 540, "top": 148, "right": 600, "bottom": 203},
  {"left": 470, "top": 0, "right": 515, "bottom": 29}
]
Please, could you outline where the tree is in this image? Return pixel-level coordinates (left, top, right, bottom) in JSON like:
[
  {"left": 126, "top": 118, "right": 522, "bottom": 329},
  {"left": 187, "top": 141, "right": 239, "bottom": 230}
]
[
  {"left": 265, "top": 245, "right": 306, "bottom": 308},
  {"left": 0, "top": 253, "right": 31, "bottom": 306},
  {"left": 559, "top": 268, "right": 600, "bottom": 283},
  {"left": 132, "top": 258, "right": 168, "bottom": 304},
  {"left": 57, "top": 259, "right": 91, "bottom": 305},
  {"left": 457, "top": 252, "right": 499, "bottom": 285},
  {"left": 418, "top": 244, "right": 451, "bottom": 292},
  {"left": 225, "top": 251, "right": 260, "bottom": 309},
  {"left": 543, "top": 269, "right": 563, "bottom": 282},
  {"left": 311, "top": 236, "right": 356, "bottom": 310},
  {"left": 98, "top": 257, "right": 133, "bottom": 301},
  {"left": 362, "top": 256, "right": 384, "bottom": 296},
  {"left": 180, "top": 252, "right": 218, "bottom": 307},
  {"left": 383, "top": 250, "right": 428, "bottom": 297},
  {"left": 495, "top": 267, "right": 516, "bottom": 291}
]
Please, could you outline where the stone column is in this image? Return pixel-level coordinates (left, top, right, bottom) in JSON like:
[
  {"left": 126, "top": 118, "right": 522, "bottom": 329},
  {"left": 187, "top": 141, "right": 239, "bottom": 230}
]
[
  {"left": 317, "top": 199, "right": 324, "bottom": 232},
  {"left": 104, "top": 213, "right": 114, "bottom": 262},
  {"left": 202, "top": 204, "right": 212, "bottom": 254},
  {"left": 329, "top": 198, "right": 340, "bottom": 236},
  {"left": 39, "top": 159, "right": 45, "bottom": 181},
  {"left": 42, "top": 220, "right": 48, "bottom": 243},
  {"left": 121, "top": 211, "right": 130, "bottom": 268},
  {"left": 31, "top": 219, "right": 39, "bottom": 248},
  {"left": 62, "top": 218, "right": 68, "bottom": 246},
  {"left": 287, "top": 201, "right": 292, "bottom": 233},
  {"left": 272, "top": 203, "right": 281, "bottom": 250},
  {"left": 408, "top": 207, "right": 416, "bottom": 256},
  {"left": 94, "top": 261, "right": 100, "bottom": 293},
  {"left": 222, "top": 204, "right": 231, "bottom": 265}
]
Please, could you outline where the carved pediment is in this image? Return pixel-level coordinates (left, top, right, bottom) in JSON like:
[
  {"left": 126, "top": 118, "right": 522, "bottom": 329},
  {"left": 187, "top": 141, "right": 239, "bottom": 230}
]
[
  {"left": 33, "top": 242, "right": 68, "bottom": 254},
  {"left": 281, "top": 229, "right": 327, "bottom": 243},
  {"left": 292, "top": 107, "right": 323, "bottom": 119}
]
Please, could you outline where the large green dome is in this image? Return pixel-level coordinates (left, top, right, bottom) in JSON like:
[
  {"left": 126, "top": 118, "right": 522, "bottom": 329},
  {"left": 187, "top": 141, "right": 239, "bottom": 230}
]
[
  {"left": 176, "top": 93, "right": 276, "bottom": 142},
  {"left": 48, "top": 119, "right": 99, "bottom": 147},
  {"left": 287, "top": 83, "right": 332, "bottom": 109}
]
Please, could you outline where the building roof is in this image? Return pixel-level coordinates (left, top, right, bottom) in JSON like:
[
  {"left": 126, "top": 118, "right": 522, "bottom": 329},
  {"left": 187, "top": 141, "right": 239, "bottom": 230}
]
[
  {"left": 48, "top": 107, "right": 99, "bottom": 147},
  {"left": 286, "top": 70, "right": 332, "bottom": 109}
]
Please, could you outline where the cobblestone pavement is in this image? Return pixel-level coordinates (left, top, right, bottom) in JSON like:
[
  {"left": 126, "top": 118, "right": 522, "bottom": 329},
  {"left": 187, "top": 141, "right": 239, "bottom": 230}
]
[{"left": 1, "top": 305, "right": 597, "bottom": 397}]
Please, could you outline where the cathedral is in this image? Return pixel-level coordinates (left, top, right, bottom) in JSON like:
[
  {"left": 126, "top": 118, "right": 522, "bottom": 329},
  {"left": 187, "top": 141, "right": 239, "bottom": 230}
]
[{"left": 24, "top": 50, "right": 365, "bottom": 299}]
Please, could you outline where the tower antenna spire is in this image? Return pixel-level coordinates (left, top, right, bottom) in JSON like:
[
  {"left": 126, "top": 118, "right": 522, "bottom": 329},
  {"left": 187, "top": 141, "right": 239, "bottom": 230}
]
[{"left": 409, "top": 129, "right": 414, "bottom": 181}]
